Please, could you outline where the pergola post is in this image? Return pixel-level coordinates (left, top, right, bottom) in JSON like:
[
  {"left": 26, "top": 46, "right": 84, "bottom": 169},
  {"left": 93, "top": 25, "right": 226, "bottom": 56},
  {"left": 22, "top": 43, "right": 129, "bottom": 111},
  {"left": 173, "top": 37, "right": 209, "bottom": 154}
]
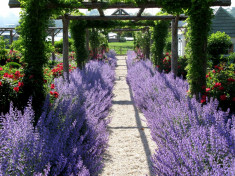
[
  {"left": 86, "top": 28, "right": 89, "bottom": 58},
  {"left": 171, "top": 15, "right": 179, "bottom": 77},
  {"left": 62, "top": 14, "right": 70, "bottom": 81},
  {"left": 51, "top": 29, "right": 56, "bottom": 62}
]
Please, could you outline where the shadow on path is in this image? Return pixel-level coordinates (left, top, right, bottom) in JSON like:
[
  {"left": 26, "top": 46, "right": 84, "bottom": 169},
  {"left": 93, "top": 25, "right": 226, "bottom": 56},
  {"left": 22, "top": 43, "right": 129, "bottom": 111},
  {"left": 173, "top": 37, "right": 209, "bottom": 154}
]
[{"left": 128, "top": 76, "right": 155, "bottom": 176}]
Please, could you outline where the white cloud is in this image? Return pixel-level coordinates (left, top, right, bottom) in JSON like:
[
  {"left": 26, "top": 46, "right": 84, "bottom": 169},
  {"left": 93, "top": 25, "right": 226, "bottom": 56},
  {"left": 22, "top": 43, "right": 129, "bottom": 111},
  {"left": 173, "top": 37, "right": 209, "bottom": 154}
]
[{"left": 0, "top": 0, "right": 21, "bottom": 17}]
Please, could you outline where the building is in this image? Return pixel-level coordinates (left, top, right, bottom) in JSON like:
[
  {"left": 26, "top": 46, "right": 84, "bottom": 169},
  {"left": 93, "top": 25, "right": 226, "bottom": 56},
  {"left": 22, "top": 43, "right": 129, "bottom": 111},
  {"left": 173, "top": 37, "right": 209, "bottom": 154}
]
[{"left": 211, "top": 7, "right": 235, "bottom": 52}]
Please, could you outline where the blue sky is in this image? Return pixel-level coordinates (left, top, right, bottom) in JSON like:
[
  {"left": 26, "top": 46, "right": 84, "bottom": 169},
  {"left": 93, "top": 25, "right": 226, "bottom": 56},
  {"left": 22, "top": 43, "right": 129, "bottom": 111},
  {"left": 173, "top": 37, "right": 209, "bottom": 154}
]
[{"left": 1, "top": 0, "right": 235, "bottom": 26}]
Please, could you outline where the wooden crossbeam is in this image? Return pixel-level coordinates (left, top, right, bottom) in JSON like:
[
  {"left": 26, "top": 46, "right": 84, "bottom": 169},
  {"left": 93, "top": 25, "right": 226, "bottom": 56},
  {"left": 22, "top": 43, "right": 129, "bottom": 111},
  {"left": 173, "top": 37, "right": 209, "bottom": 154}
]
[
  {"left": 59, "top": 15, "right": 188, "bottom": 21},
  {"left": 0, "top": 28, "right": 15, "bottom": 31},
  {"left": 111, "top": 28, "right": 149, "bottom": 32},
  {"left": 9, "top": 0, "right": 231, "bottom": 9},
  {"left": 98, "top": 8, "right": 105, "bottom": 17},
  {"left": 137, "top": 8, "right": 145, "bottom": 17}
]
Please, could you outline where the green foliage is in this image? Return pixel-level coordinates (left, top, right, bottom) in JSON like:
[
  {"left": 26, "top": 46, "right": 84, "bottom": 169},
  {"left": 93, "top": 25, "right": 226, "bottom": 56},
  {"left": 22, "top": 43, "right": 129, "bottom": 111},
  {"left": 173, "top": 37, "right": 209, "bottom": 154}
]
[
  {"left": 0, "top": 37, "right": 8, "bottom": 65},
  {"left": 54, "top": 38, "right": 73, "bottom": 53},
  {"left": 70, "top": 20, "right": 88, "bottom": 68},
  {"left": 12, "top": 37, "right": 24, "bottom": 54},
  {"left": 134, "top": 30, "right": 151, "bottom": 58},
  {"left": 154, "top": 0, "right": 191, "bottom": 14},
  {"left": 151, "top": 12, "right": 170, "bottom": 70},
  {"left": 186, "top": 0, "right": 214, "bottom": 98},
  {"left": 208, "top": 31, "right": 232, "bottom": 65},
  {"left": 119, "top": 37, "right": 127, "bottom": 42},
  {"left": 90, "top": 28, "right": 100, "bottom": 50},
  {"left": 5, "top": 62, "right": 21, "bottom": 69},
  {"left": 19, "top": 0, "right": 53, "bottom": 123}
]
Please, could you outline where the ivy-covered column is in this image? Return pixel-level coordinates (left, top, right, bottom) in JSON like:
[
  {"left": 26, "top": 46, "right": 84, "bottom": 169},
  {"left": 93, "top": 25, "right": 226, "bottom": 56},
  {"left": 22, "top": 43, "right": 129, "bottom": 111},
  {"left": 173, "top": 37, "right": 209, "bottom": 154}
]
[
  {"left": 153, "top": 19, "right": 169, "bottom": 70},
  {"left": 70, "top": 20, "right": 88, "bottom": 68},
  {"left": 187, "top": 1, "right": 213, "bottom": 97},
  {"left": 20, "top": 0, "right": 51, "bottom": 123}
]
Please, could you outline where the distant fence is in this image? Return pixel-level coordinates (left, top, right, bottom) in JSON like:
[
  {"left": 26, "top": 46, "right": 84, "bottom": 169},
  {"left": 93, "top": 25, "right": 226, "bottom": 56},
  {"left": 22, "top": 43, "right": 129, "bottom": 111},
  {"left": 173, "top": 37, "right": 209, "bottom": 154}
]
[{"left": 109, "top": 46, "right": 133, "bottom": 55}]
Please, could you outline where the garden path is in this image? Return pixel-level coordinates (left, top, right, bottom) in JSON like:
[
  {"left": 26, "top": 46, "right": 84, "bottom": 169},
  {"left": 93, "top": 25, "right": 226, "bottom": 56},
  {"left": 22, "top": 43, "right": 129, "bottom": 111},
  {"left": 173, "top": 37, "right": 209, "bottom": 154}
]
[{"left": 100, "top": 56, "right": 156, "bottom": 176}]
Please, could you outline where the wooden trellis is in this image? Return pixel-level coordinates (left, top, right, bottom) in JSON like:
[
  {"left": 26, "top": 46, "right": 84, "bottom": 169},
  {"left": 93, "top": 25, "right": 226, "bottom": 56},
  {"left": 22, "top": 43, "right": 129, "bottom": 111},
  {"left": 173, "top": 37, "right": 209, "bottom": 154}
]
[
  {"left": 9, "top": 0, "right": 231, "bottom": 75},
  {"left": 0, "top": 28, "right": 18, "bottom": 46}
]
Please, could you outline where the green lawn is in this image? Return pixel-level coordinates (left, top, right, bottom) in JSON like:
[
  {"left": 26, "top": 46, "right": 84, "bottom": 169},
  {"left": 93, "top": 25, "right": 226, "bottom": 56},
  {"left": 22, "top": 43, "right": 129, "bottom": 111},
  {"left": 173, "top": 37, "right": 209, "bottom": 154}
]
[
  {"left": 108, "top": 41, "right": 134, "bottom": 55},
  {"left": 108, "top": 41, "right": 134, "bottom": 47}
]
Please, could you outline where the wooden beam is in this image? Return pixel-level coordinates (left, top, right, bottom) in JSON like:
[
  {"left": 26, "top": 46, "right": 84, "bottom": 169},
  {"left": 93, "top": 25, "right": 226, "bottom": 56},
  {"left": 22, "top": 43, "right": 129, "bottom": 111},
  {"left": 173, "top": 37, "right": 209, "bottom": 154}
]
[
  {"left": 9, "top": 0, "right": 231, "bottom": 9},
  {"left": 137, "top": 8, "right": 145, "bottom": 17},
  {"left": 98, "top": 8, "right": 105, "bottom": 17},
  {"left": 111, "top": 28, "right": 149, "bottom": 32},
  {"left": 58, "top": 15, "right": 188, "bottom": 21}
]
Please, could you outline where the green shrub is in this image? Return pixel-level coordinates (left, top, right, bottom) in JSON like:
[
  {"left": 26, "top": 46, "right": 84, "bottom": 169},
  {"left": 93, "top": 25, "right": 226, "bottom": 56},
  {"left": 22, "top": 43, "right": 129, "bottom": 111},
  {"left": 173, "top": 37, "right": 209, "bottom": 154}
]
[
  {"left": 6, "top": 62, "right": 21, "bottom": 69},
  {"left": 119, "top": 37, "right": 126, "bottom": 42},
  {"left": 54, "top": 38, "right": 74, "bottom": 53},
  {"left": 0, "top": 36, "right": 8, "bottom": 65},
  {"left": 208, "top": 31, "right": 232, "bottom": 65},
  {"left": 12, "top": 37, "right": 24, "bottom": 54}
]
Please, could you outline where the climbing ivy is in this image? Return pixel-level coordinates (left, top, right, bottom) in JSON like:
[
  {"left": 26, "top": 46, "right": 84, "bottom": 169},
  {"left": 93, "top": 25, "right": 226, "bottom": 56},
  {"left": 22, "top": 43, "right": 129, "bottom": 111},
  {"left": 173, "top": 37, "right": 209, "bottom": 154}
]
[
  {"left": 89, "top": 28, "right": 100, "bottom": 59},
  {"left": 19, "top": 0, "right": 53, "bottom": 123},
  {"left": 151, "top": 12, "right": 170, "bottom": 70},
  {"left": 70, "top": 20, "right": 88, "bottom": 68},
  {"left": 153, "top": 0, "right": 215, "bottom": 97},
  {"left": 186, "top": 0, "right": 214, "bottom": 98}
]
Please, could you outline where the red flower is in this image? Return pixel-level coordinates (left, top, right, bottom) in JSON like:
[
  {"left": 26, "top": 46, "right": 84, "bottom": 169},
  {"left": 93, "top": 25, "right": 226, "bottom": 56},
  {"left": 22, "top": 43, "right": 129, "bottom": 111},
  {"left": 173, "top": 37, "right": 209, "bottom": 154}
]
[
  {"left": 218, "top": 87, "right": 224, "bottom": 91},
  {"left": 201, "top": 99, "right": 206, "bottom": 103},
  {"left": 15, "top": 71, "right": 20, "bottom": 76},
  {"left": 43, "top": 79, "right": 47, "bottom": 83},
  {"left": 50, "top": 91, "right": 54, "bottom": 95},
  {"left": 0, "top": 67, "right": 3, "bottom": 71},
  {"left": 51, "top": 84, "right": 55, "bottom": 89},
  {"left": 202, "top": 85, "right": 206, "bottom": 89},
  {"left": 227, "top": 78, "right": 235, "bottom": 82},
  {"left": 0, "top": 81, "right": 2, "bottom": 86},
  {"left": 206, "top": 88, "right": 210, "bottom": 92},
  {"left": 202, "top": 95, "right": 207, "bottom": 99},
  {"left": 3, "top": 73, "right": 8, "bottom": 77},
  {"left": 201, "top": 95, "right": 207, "bottom": 103},
  {"left": 13, "top": 86, "right": 19, "bottom": 92},
  {"left": 29, "top": 75, "right": 34, "bottom": 79},
  {"left": 156, "top": 65, "right": 159, "bottom": 68},
  {"left": 212, "top": 70, "right": 216, "bottom": 73},
  {"left": 220, "top": 95, "right": 227, "bottom": 101},
  {"left": 214, "top": 82, "right": 221, "bottom": 88},
  {"left": 8, "top": 74, "right": 13, "bottom": 79},
  {"left": 206, "top": 74, "right": 209, "bottom": 78},
  {"left": 18, "top": 82, "right": 24, "bottom": 87},
  {"left": 53, "top": 91, "right": 59, "bottom": 98}
]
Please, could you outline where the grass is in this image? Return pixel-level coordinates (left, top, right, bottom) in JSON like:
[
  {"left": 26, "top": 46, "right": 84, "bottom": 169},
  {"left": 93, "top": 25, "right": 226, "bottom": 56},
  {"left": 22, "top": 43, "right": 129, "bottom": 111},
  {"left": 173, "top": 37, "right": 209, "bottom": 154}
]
[
  {"left": 108, "top": 41, "right": 134, "bottom": 55},
  {"left": 108, "top": 41, "right": 134, "bottom": 47}
]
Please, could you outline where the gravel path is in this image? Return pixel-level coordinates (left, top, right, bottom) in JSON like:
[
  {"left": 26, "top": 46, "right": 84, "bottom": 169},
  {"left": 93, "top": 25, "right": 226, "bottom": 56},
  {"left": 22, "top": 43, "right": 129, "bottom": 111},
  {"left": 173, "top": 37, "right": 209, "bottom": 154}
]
[{"left": 100, "top": 56, "right": 156, "bottom": 176}]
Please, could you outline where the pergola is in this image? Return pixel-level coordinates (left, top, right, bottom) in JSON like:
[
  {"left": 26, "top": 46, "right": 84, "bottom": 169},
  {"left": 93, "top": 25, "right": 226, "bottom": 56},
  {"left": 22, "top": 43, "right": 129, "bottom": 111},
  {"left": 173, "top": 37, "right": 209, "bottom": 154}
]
[
  {"left": 9, "top": 0, "right": 231, "bottom": 75},
  {"left": 0, "top": 28, "right": 18, "bottom": 46}
]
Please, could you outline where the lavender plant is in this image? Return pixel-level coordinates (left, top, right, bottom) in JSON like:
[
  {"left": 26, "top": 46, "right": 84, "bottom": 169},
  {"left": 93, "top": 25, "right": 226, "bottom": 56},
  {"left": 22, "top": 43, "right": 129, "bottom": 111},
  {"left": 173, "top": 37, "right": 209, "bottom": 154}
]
[
  {"left": 127, "top": 51, "right": 235, "bottom": 176},
  {"left": 0, "top": 57, "right": 116, "bottom": 175}
]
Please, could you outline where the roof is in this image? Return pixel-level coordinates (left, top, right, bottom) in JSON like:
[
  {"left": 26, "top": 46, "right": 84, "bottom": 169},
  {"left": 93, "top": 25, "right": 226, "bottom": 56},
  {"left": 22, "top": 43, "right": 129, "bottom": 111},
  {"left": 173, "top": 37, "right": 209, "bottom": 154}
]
[{"left": 211, "top": 7, "right": 235, "bottom": 37}]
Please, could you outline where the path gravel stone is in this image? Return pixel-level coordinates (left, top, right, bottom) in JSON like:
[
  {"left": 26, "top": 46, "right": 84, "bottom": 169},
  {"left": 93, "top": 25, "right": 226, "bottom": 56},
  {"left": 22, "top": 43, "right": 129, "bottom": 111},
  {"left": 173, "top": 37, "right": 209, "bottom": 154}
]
[{"left": 100, "top": 56, "right": 156, "bottom": 176}]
